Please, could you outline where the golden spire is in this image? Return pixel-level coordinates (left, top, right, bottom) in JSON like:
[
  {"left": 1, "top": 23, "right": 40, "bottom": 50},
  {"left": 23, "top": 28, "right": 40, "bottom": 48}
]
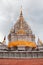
[{"left": 20, "top": 6, "right": 23, "bottom": 17}]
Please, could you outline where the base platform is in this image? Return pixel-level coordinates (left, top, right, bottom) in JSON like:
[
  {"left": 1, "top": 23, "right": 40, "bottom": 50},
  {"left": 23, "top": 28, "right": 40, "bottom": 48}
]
[{"left": 0, "top": 58, "right": 43, "bottom": 65}]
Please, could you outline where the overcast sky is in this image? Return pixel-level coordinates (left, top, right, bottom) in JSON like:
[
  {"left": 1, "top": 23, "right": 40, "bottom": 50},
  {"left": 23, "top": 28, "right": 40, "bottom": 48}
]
[{"left": 0, "top": 0, "right": 43, "bottom": 43}]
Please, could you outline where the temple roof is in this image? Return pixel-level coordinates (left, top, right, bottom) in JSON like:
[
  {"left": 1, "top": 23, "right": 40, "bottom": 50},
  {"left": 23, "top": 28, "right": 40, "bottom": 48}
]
[{"left": 8, "top": 41, "right": 36, "bottom": 48}]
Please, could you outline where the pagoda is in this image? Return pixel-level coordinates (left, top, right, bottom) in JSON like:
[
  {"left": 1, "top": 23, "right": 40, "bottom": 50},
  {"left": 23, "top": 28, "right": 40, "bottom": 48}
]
[
  {"left": 0, "top": 7, "right": 43, "bottom": 65},
  {"left": 8, "top": 8, "right": 36, "bottom": 50}
]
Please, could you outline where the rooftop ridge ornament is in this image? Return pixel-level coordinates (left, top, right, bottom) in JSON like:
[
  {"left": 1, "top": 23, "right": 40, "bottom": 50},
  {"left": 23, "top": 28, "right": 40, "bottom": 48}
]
[{"left": 2, "top": 36, "right": 6, "bottom": 44}]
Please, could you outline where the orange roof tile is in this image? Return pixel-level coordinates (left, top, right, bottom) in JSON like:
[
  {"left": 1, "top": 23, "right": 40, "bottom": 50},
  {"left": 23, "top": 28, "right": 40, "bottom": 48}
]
[{"left": 8, "top": 41, "right": 36, "bottom": 48}]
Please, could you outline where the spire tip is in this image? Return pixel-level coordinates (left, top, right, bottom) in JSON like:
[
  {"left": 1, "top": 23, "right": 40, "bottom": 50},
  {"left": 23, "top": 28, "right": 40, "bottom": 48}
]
[{"left": 20, "top": 6, "right": 23, "bottom": 16}]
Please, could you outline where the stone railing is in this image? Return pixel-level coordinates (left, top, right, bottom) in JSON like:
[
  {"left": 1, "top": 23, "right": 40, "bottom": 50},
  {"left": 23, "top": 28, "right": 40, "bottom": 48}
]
[{"left": 0, "top": 51, "right": 43, "bottom": 58}]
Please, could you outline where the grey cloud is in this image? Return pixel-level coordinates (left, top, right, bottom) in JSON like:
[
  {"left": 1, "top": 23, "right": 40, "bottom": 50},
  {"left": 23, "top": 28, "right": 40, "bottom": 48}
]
[{"left": 0, "top": 0, "right": 43, "bottom": 42}]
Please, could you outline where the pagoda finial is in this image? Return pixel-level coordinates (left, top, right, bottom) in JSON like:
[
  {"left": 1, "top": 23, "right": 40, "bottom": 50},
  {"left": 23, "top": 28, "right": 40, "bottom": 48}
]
[{"left": 20, "top": 6, "right": 23, "bottom": 16}]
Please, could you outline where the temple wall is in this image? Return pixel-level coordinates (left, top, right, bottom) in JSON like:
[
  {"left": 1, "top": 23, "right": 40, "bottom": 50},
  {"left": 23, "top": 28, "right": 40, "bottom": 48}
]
[
  {"left": 11, "top": 35, "right": 35, "bottom": 42},
  {"left": 0, "top": 58, "right": 43, "bottom": 65}
]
